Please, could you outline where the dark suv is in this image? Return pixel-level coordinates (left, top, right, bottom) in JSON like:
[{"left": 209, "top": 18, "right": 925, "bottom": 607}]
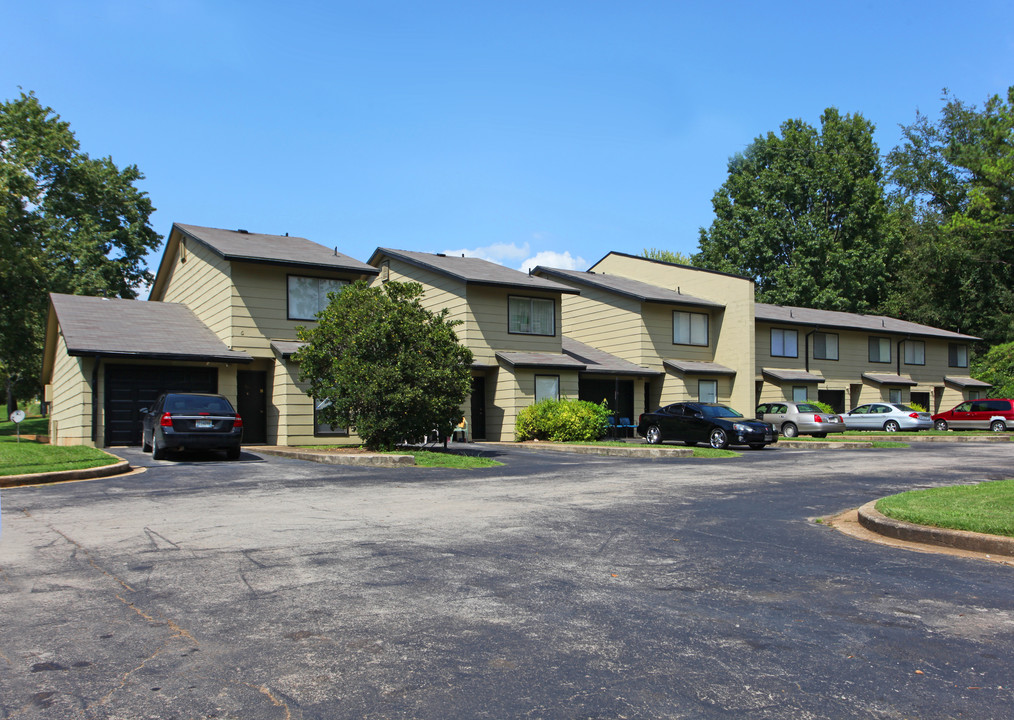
[
  {"left": 141, "top": 392, "right": 243, "bottom": 460},
  {"left": 932, "top": 398, "right": 1014, "bottom": 432}
]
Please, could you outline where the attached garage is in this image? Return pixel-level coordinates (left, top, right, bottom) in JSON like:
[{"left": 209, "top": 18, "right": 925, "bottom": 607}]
[{"left": 104, "top": 365, "right": 218, "bottom": 446}]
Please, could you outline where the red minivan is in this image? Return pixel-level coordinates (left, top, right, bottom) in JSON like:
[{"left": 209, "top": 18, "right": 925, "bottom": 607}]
[{"left": 932, "top": 398, "right": 1014, "bottom": 432}]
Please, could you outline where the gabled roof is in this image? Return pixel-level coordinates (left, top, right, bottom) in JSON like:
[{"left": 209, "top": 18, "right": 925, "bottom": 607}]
[
  {"left": 534, "top": 267, "right": 723, "bottom": 309},
  {"left": 562, "top": 337, "right": 662, "bottom": 376},
  {"left": 369, "top": 248, "right": 578, "bottom": 294},
  {"left": 755, "top": 303, "right": 979, "bottom": 341},
  {"left": 589, "top": 251, "right": 753, "bottom": 281},
  {"left": 173, "top": 223, "right": 378, "bottom": 273},
  {"left": 47, "top": 293, "right": 252, "bottom": 365}
]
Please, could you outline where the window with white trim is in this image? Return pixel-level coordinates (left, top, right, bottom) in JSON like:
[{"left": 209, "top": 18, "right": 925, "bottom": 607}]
[
  {"left": 949, "top": 343, "right": 969, "bottom": 368},
  {"left": 813, "top": 332, "right": 838, "bottom": 360},
  {"left": 771, "top": 328, "right": 798, "bottom": 358},
  {"left": 535, "top": 375, "right": 560, "bottom": 403},
  {"left": 673, "top": 311, "right": 709, "bottom": 346},
  {"left": 288, "top": 276, "right": 349, "bottom": 320},
  {"left": 509, "top": 296, "right": 555, "bottom": 336},
  {"left": 904, "top": 340, "right": 925, "bottom": 366},
  {"left": 869, "top": 336, "right": 891, "bottom": 363}
]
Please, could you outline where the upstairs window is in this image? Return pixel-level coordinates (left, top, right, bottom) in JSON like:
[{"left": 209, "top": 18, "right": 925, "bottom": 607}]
[
  {"left": 904, "top": 340, "right": 925, "bottom": 366},
  {"left": 771, "top": 328, "right": 798, "bottom": 357},
  {"left": 674, "top": 311, "right": 709, "bottom": 346},
  {"left": 949, "top": 343, "right": 969, "bottom": 368},
  {"left": 288, "top": 276, "right": 349, "bottom": 320},
  {"left": 509, "top": 296, "right": 555, "bottom": 336},
  {"left": 869, "top": 336, "right": 891, "bottom": 363},
  {"left": 813, "top": 332, "right": 838, "bottom": 360}
]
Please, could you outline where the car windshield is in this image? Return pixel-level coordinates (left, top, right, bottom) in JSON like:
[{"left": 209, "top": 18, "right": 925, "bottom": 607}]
[
  {"left": 165, "top": 395, "right": 235, "bottom": 414},
  {"left": 796, "top": 403, "right": 821, "bottom": 413},
  {"left": 701, "top": 405, "right": 744, "bottom": 418}
]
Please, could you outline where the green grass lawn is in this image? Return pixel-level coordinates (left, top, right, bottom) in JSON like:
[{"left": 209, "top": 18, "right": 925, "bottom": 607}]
[
  {"left": 0, "top": 415, "right": 50, "bottom": 437},
  {"left": 876, "top": 479, "right": 1014, "bottom": 538},
  {"left": 1, "top": 415, "right": 119, "bottom": 476}
]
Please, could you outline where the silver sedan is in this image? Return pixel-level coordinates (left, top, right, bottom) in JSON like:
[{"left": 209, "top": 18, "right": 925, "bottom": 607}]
[
  {"left": 755, "top": 401, "right": 845, "bottom": 437},
  {"left": 842, "top": 403, "right": 933, "bottom": 432}
]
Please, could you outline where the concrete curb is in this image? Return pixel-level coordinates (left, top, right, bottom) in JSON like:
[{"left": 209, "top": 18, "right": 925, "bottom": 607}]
[
  {"left": 256, "top": 447, "right": 415, "bottom": 467},
  {"left": 483, "top": 442, "right": 694, "bottom": 458},
  {"left": 0, "top": 456, "right": 131, "bottom": 488},
  {"left": 857, "top": 500, "right": 1014, "bottom": 558}
]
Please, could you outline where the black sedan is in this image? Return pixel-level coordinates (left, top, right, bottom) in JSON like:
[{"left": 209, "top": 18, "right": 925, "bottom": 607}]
[
  {"left": 141, "top": 392, "right": 243, "bottom": 460},
  {"left": 637, "top": 402, "right": 777, "bottom": 450}
]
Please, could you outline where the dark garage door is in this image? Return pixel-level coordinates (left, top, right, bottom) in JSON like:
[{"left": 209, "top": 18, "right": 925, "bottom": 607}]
[{"left": 105, "top": 365, "right": 218, "bottom": 446}]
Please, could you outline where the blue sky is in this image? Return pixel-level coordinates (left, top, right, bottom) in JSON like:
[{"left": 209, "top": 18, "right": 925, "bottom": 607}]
[{"left": 4, "top": 1, "right": 1013, "bottom": 279}]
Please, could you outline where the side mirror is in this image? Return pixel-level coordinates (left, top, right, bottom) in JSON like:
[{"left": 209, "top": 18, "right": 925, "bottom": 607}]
[{"left": 140, "top": 408, "right": 149, "bottom": 414}]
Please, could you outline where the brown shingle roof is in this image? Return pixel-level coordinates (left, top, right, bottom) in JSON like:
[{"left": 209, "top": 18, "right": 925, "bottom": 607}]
[
  {"left": 535, "top": 267, "right": 723, "bottom": 309},
  {"left": 663, "top": 359, "right": 736, "bottom": 376},
  {"left": 494, "top": 351, "right": 586, "bottom": 370},
  {"left": 755, "top": 303, "right": 978, "bottom": 341},
  {"left": 369, "top": 248, "right": 578, "bottom": 294},
  {"left": 562, "top": 337, "right": 661, "bottom": 376},
  {"left": 175, "top": 223, "right": 378, "bottom": 274},
  {"left": 50, "top": 293, "right": 251, "bottom": 363}
]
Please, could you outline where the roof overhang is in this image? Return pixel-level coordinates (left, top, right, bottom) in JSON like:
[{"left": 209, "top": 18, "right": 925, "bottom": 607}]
[
  {"left": 943, "top": 375, "right": 992, "bottom": 389},
  {"left": 762, "top": 368, "right": 825, "bottom": 383},
  {"left": 663, "top": 359, "right": 736, "bottom": 376},
  {"left": 862, "top": 372, "right": 918, "bottom": 387},
  {"left": 495, "top": 351, "right": 586, "bottom": 370},
  {"left": 270, "top": 341, "right": 306, "bottom": 359}
]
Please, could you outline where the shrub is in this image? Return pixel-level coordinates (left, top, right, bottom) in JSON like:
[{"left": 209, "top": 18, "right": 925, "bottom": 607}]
[
  {"left": 515, "top": 398, "right": 611, "bottom": 442},
  {"left": 812, "top": 401, "right": 836, "bottom": 415},
  {"left": 908, "top": 402, "right": 927, "bottom": 412}
]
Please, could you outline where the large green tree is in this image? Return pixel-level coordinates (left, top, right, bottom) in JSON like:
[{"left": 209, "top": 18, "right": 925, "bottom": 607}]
[
  {"left": 1, "top": 91, "right": 160, "bottom": 414},
  {"left": 695, "top": 108, "right": 901, "bottom": 313},
  {"left": 885, "top": 87, "right": 1014, "bottom": 346},
  {"left": 294, "top": 280, "right": 474, "bottom": 450}
]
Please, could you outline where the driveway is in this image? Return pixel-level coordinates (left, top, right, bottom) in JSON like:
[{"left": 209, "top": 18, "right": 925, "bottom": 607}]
[{"left": 1, "top": 443, "right": 1012, "bottom": 719}]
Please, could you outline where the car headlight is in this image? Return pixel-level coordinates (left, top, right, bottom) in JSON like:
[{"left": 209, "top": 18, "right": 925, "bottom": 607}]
[{"left": 733, "top": 423, "right": 750, "bottom": 433}]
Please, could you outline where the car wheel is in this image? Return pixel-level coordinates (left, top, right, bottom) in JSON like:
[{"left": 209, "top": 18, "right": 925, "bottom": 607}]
[
  {"left": 226, "top": 446, "right": 241, "bottom": 460},
  {"left": 811, "top": 433, "right": 827, "bottom": 438},
  {"left": 934, "top": 420, "right": 948, "bottom": 431},
  {"left": 781, "top": 422, "right": 798, "bottom": 438},
  {"left": 709, "top": 428, "right": 729, "bottom": 449},
  {"left": 883, "top": 420, "right": 900, "bottom": 432},
  {"left": 990, "top": 420, "right": 1006, "bottom": 433},
  {"left": 645, "top": 425, "right": 662, "bottom": 445},
  {"left": 152, "top": 435, "right": 166, "bottom": 461},
  {"left": 747, "top": 443, "right": 766, "bottom": 450}
]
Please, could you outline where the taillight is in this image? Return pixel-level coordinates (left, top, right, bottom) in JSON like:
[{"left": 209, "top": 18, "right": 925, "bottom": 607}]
[
  {"left": 160, "top": 412, "right": 173, "bottom": 427},
  {"left": 814, "top": 415, "right": 823, "bottom": 423},
  {"left": 233, "top": 414, "right": 243, "bottom": 428},
  {"left": 909, "top": 413, "right": 920, "bottom": 419}
]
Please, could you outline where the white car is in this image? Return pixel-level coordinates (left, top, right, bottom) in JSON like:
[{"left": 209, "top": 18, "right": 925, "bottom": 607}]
[
  {"left": 755, "top": 402, "right": 845, "bottom": 438},
  {"left": 842, "top": 403, "right": 933, "bottom": 432}
]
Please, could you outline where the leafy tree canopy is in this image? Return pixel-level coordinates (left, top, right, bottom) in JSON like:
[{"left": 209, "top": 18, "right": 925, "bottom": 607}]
[
  {"left": 641, "top": 248, "right": 695, "bottom": 266},
  {"left": 695, "top": 108, "right": 901, "bottom": 313},
  {"left": 970, "top": 342, "right": 1014, "bottom": 399},
  {"left": 885, "top": 87, "right": 1014, "bottom": 346},
  {"left": 294, "top": 280, "right": 474, "bottom": 450},
  {"left": 1, "top": 91, "right": 161, "bottom": 413}
]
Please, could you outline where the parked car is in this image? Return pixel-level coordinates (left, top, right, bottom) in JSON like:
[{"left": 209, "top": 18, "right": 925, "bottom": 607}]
[
  {"left": 637, "top": 402, "right": 777, "bottom": 450},
  {"left": 141, "top": 392, "right": 243, "bottom": 460},
  {"left": 931, "top": 399, "right": 1014, "bottom": 432},
  {"left": 841, "top": 403, "right": 933, "bottom": 432},
  {"left": 755, "top": 402, "right": 845, "bottom": 438}
]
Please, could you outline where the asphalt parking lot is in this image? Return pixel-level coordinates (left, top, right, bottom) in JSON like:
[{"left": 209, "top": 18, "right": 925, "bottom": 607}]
[{"left": 1, "top": 443, "right": 1013, "bottom": 719}]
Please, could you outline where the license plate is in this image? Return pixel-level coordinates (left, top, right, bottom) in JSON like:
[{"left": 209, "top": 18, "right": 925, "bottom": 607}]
[
  {"left": 765, "top": 434, "right": 773, "bottom": 441},
  {"left": 828, "top": 417, "right": 839, "bottom": 423},
  {"left": 196, "top": 419, "right": 213, "bottom": 429}
]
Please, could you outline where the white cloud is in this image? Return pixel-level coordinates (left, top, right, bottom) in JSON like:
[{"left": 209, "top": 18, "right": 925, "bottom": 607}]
[
  {"left": 519, "top": 251, "right": 588, "bottom": 273},
  {"left": 442, "top": 242, "right": 531, "bottom": 265}
]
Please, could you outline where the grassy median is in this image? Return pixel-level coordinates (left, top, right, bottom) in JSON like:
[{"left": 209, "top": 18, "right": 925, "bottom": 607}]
[
  {"left": 1, "top": 416, "right": 119, "bottom": 477},
  {"left": 875, "top": 479, "right": 1014, "bottom": 538}
]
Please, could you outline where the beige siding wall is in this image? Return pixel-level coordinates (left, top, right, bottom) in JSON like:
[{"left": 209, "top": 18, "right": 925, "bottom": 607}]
[
  {"left": 272, "top": 357, "right": 361, "bottom": 446},
  {"left": 377, "top": 260, "right": 469, "bottom": 321},
  {"left": 559, "top": 287, "right": 643, "bottom": 363},
  {"left": 47, "top": 333, "right": 94, "bottom": 446},
  {"left": 160, "top": 239, "right": 233, "bottom": 344},
  {"left": 487, "top": 364, "right": 581, "bottom": 441},
  {"left": 467, "top": 286, "right": 563, "bottom": 365}
]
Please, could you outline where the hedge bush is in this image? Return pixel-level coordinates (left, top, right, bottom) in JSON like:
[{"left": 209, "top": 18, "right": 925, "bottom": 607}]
[{"left": 515, "top": 398, "right": 611, "bottom": 442}]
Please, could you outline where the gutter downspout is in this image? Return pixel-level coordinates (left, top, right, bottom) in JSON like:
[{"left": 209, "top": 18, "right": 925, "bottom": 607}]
[
  {"left": 91, "top": 355, "right": 100, "bottom": 445},
  {"left": 897, "top": 338, "right": 906, "bottom": 378},
  {"left": 804, "top": 329, "right": 817, "bottom": 373}
]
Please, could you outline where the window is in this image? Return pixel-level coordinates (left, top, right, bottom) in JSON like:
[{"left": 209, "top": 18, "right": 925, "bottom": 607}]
[
  {"left": 509, "top": 296, "right": 555, "bottom": 336},
  {"left": 792, "top": 386, "right": 808, "bottom": 402},
  {"left": 313, "top": 398, "right": 348, "bottom": 437},
  {"left": 288, "top": 276, "right": 349, "bottom": 320},
  {"left": 813, "top": 332, "right": 838, "bottom": 360},
  {"left": 869, "top": 337, "right": 891, "bottom": 363},
  {"left": 771, "top": 328, "right": 798, "bottom": 357},
  {"left": 673, "top": 311, "right": 709, "bottom": 346},
  {"left": 698, "top": 379, "right": 718, "bottom": 403},
  {"left": 904, "top": 340, "right": 925, "bottom": 366},
  {"left": 535, "top": 375, "right": 559, "bottom": 403},
  {"left": 889, "top": 388, "right": 902, "bottom": 404},
  {"left": 949, "top": 343, "right": 968, "bottom": 368},
  {"left": 968, "top": 389, "right": 981, "bottom": 400}
]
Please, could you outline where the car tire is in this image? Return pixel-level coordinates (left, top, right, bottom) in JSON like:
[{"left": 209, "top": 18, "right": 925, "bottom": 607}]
[
  {"left": 226, "top": 446, "right": 241, "bottom": 460},
  {"left": 935, "top": 420, "right": 948, "bottom": 431},
  {"left": 709, "top": 428, "right": 729, "bottom": 449},
  {"left": 811, "top": 433, "right": 827, "bottom": 438},
  {"left": 645, "top": 425, "right": 662, "bottom": 445},
  {"left": 990, "top": 420, "right": 1006, "bottom": 433},
  {"left": 781, "top": 422, "right": 798, "bottom": 438},
  {"left": 152, "top": 436, "right": 166, "bottom": 461},
  {"left": 747, "top": 443, "right": 766, "bottom": 450},
  {"left": 883, "top": 420, "right": 900, "bottom": 432}
]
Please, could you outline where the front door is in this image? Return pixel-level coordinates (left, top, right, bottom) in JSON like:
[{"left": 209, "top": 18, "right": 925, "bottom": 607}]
[
  {"left": 237, "top": 371, "right": 268, "bottom": 443},
  {"left": 470, "top": 376, "right": 487, "bottom": 440}
]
